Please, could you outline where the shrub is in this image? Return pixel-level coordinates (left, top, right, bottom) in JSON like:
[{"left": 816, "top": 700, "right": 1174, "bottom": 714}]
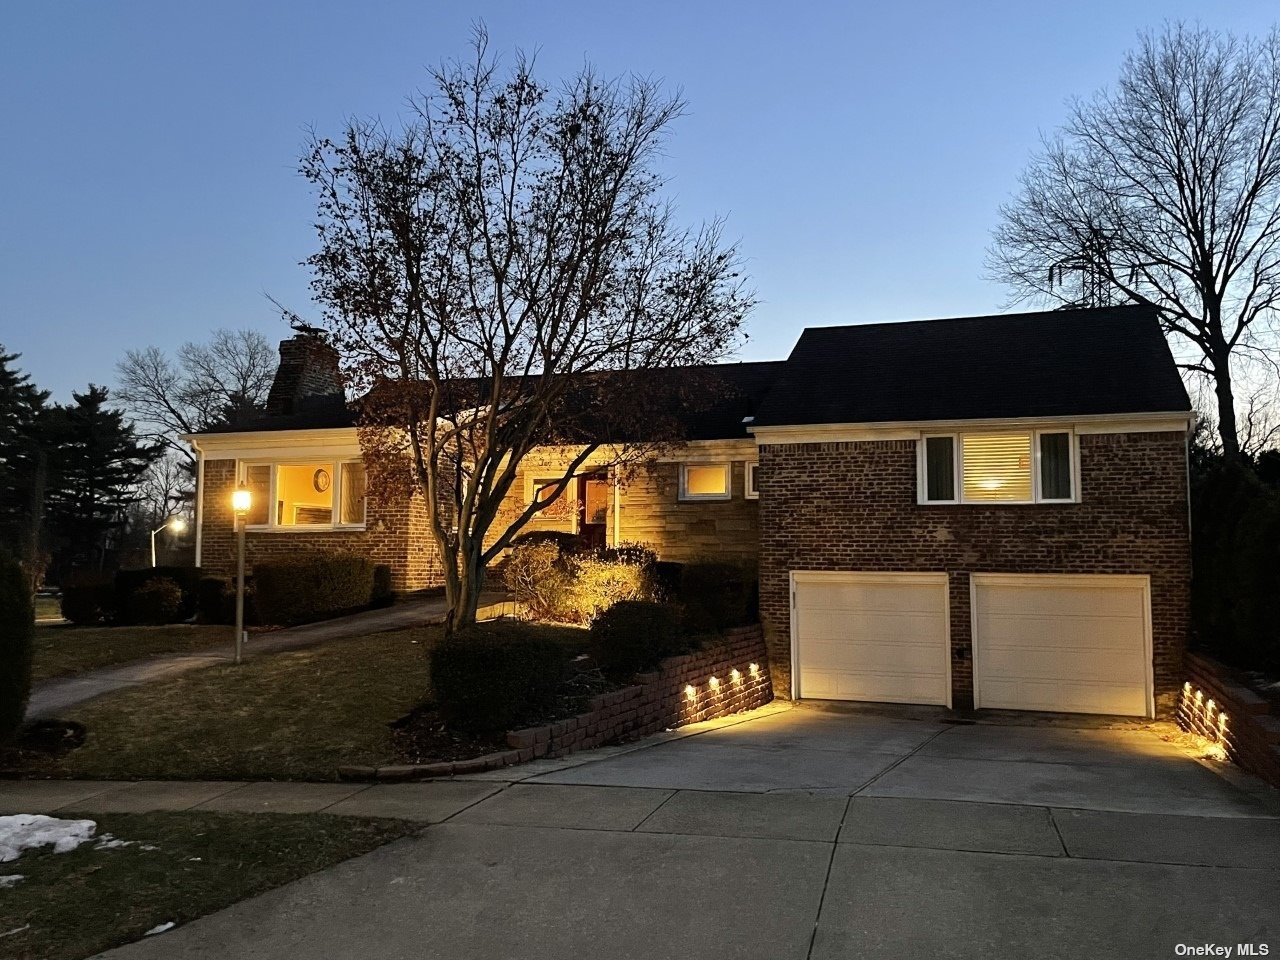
[
  {"left": 60, "top": 571, "right": 115, "bottom": 625},
  {"left": 430, "top": 622, "right": 575, "bottom": 731},
  {"left": 371, "top": 564, "right": 395, "bottom": 607},
  {"left": 127, "top": 577, "right": 185, "bottom": 625},
  {"left": 565, "top": 553, "right": 657, "bottom": 623},
  {"left": 196, "top": 575, "right": 258, "bottom": 626},
  {"left": 502, "top": 540, "right": 573, "bottom": 621},
  {"left": 678, "top": 560, "right": 758, "bottom": 631},
  {"left": 0, "top": 554, "right": 34, "bottom": 742},
  {"left": 509, "top": 530, "right": 586, "bottom": 554},
  {"left": 254, "top": 551, "right": 377, "bottom": 626},
  {"left": 589, "top": 600, "right": 683, "bottom": 681},
  {"left": 652, "top": 560, "right": 684, "bottom": 601},
  {"left": 114, "top": 566, "right": 201, "bottom": 624},
  {"left": 1191, "top": 461, "right": 1280, "bottom": 672}
]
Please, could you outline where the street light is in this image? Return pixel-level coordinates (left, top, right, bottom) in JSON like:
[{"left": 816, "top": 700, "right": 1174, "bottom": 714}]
[
  {"left": 150, "top": 516, "right": 187, "bottom": 568},
  {"left": 231, "top": 483, "right": 251, "bottom": 665}
]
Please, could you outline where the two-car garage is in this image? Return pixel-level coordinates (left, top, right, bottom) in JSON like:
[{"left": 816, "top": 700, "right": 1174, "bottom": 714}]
[{"left": 791, "top": 571, "right": 1154, "bottom": 717}]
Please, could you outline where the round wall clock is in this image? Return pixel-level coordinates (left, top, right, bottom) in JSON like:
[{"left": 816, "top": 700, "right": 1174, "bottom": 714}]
[{"left": 313, "top": 468, "right": 331, "bottom": 493}]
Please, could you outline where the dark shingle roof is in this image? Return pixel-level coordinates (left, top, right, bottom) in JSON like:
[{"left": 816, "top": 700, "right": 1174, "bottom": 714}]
[{"left": 751, "top": 304, "right": 1190, "bottom": 428}]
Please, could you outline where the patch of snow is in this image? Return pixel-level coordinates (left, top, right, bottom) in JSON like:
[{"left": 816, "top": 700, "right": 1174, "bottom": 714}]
[
  {"left": 0, "top": 815, "right": 97, "bottom": 863},
  {"left": 144, "top": 922, "right": 175, "bottom": 936},
  {"left": 0, "top": 875, "right": 24, "bottom": 888}
]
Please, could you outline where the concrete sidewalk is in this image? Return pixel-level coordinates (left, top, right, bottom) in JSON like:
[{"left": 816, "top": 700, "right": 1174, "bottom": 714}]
[{"left": 26, "top": 592, "right": 509, "bottom": 720}]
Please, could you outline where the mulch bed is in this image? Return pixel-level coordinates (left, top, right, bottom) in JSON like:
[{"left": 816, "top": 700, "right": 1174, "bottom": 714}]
[{"left": 390, "top": 658, "right": 619, "bottom": 766}]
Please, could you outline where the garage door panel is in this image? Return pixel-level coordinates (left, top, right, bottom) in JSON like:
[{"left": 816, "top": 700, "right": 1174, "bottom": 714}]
[
  {"left": 794, "top": 573, "right": 949, "bottom": 707},
  {"left": 974, "top": 576, "right": 1151, "bottom": 717}
]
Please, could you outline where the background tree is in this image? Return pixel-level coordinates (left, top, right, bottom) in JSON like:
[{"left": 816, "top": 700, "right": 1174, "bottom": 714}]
[
  {"left": 989, "top": 23, "right": 1280, "bottom": 459},
  {"left": 44, "top": 385, "right": 161, "bottom": 572},
  {"left": 115, "top": 328, "right": 277, "bottom": 461},
  {"left": 302, "top": 32, "right": 752, "bottom": 629},
  {"left": 0, "top": 348, "right": 50, "bottom": 579}
]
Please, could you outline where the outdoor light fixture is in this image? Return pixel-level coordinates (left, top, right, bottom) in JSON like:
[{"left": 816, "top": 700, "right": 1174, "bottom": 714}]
[
  {"left": 749, "top": 663, "right": 760, "bottom": 676},
  {"left": 231, "top": 483, "right": 252, "bottom": 665},
  {"left": 684, "top": 685, "right": 696, "bottom": 701},
  {"left": 730, "top": 668, "right": 742, "bottom": 684},
  {"left": 708, "top": 676, "right": 720, "bottom": 690},
  {"left": 149, "top": 516, "right": 188, "bottom": 568}
]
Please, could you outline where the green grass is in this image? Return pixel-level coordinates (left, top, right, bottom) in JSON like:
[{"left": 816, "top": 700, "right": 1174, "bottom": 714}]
[
  {"left": 0, "top": 811, "right": 417, "bottom": 960},
  {"left": 33, "top": 624, "right": 231, "bottom": 684}
]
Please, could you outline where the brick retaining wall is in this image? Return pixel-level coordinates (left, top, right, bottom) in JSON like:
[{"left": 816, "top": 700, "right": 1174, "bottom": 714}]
[
  {"left": 345, "top": 625, "right": 772, "bottom": 781},
  {"left": 1178, "top": 652, "right": 1280, "bottom": 788}
]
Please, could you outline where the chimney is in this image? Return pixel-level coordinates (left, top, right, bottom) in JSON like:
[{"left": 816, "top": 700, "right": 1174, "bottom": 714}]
[{"left": 265, "top": 334, "right": 344, "bottom": 416}]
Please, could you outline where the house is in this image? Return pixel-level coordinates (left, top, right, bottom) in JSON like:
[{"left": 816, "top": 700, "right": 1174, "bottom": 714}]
[{"left": 187, "top": 303, "right": 1192, "bottom": 718}]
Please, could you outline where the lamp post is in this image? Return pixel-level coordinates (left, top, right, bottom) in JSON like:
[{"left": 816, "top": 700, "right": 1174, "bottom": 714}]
[
  {"left": 231, "top": 483, "right": 252, "bottom": 665},
  {"left": 149, "top": 517, "right": 187, "bottom": 567}
]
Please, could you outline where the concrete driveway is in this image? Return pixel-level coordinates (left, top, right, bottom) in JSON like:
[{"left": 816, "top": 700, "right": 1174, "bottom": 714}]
[{"left": 99, "top": 704, "right": 1280, "bottom": 960}]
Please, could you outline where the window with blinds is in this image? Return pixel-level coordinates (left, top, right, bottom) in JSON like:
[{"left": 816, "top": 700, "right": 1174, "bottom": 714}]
[{"left": 920, "top": 431, "right": 1075, "bottom": 504}]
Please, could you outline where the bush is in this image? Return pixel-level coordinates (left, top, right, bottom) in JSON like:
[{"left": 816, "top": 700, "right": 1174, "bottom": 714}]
[
  {"left": 678, "top": 561, "right": 758, "bottom": 631},
  {"left": 0, "top": 554, "right": 34, "bottom": 742},
  {"left": 114, "top": 566, "right": 201, "bottom": 624},
  {"left": 60, "top": 571, "right": 115, "bottom": 625},
  {"left": 127, "top": 577, "right": 185, "bottom": 625},
  {"left": 565, "top": 553, "right": 657, "bottom": 623},
  {"left": 1191, "top": 461, "right": 1280, "bottom": 673},
  {"left": 430, "top": 622, "right": 575, "bottom": 732},
  {"left": 196, "top": 575, "right": 258, "bottom": 626},
  {"left": 589, "top": 600, "right": 684, "bottom": 682},
  {"left": 254, "top": 551, "right": 377, "bottom": 626},
  {"left": 371, "top": 564, "right": 395, "bottom": 607},
  {"left": 509, "top": 530, "right": 586, "bottom": 554},
  {"left": 503, "top": 539, "right": 661, "bottom": 624}
]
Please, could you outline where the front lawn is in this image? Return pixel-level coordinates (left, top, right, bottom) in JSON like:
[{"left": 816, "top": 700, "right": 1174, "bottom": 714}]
[
  {"left": 0, "top": 811, "right": 416, "bottom": 960},
  {"left": 33, "top": 624, "right": 231, "bottom": 683}
]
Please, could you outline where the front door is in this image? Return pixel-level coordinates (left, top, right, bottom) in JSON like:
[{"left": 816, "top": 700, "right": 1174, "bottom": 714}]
[{"left": 577, "top": 474, "right": 610, "bottom": 550}]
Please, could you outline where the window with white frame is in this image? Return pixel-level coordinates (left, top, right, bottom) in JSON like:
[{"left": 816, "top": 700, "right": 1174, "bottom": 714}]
[
  {"left": 679, "top": 462, "right": 731, "bottom": 501},
  {"left": 919, "top": 431, "right": 1076, "bottom": 504},
  {"left": 240, "top": 460, "right": 367, "bottom": 528},
  {"left": 745, "top": 461, "right": 759, "bottom": 499}
]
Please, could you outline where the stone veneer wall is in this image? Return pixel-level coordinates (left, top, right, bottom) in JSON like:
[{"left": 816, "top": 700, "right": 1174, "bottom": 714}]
[
  {"left": 1179, "top": 653, "right": 1280, "bottom": 788},
  {"left": 199, "top": 458, "right": 442, "bottom": 591},
  {"left": 758, "top": 432, "right": 1191, "bottom": 713}
]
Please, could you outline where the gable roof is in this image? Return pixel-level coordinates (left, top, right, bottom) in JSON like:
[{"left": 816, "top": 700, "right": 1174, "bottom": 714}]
[{"left": 750, "top": 304, "right": 1191, "bottom": 428}]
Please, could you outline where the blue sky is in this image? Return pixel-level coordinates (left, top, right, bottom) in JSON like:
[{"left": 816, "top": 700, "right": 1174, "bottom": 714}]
[{"left": 2, "top": 1, "right": 1277, "bottom": 401}]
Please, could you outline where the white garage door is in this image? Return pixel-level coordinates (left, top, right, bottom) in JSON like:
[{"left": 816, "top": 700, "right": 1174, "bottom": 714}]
[
  {"left": 972, "top": 574, "right": 1152, "bottom": 717},
  {"left": 792, "top": 572, "right": 950, "bottom": 706}
]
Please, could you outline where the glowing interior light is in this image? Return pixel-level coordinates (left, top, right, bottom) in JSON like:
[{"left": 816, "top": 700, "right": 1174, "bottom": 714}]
[
  {"left": 978, "top": 478, "right": 1005, "bottom": 490},
  {"left": 684, "top": 685, "right": 696, "bottom": 701}
]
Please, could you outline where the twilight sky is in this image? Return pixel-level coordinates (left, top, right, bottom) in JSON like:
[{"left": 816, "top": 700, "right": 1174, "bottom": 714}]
[{"left": 2, "top": 1, "right": 1277, "bottom": 401}]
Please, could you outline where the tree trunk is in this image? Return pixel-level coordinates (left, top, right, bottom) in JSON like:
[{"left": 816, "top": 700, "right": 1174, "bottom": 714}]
[
  {"left": 443, "top": 539, "right": 485, "bottom": 635},
  {"left": 1211, "top": 346, "right": 1241, "bottom": 460}
]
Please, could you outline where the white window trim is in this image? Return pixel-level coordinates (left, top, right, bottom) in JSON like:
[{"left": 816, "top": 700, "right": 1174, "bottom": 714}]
[
  {"left": 745, "top": 461, "right": 759, "bottom": 499},
  {"left": 679, "top": 462, "right": 732, "bottom": 502},
  {"left": 239, "top": 457, "right": 368, "bottom": 532},
  {"left": 917, "top": 430, "right": 1079, "bottom": 506}
]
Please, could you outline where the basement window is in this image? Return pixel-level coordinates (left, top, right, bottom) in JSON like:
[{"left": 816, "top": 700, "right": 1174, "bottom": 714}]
[
  {"left": 919, "top": 431, "right": 1076, "bottom": 505},
  {"left": 679, "top": 463, "right": 731, "bottom": 501},
  {"left": 240, "top": 459, "right": 368, "bottom": 529}
]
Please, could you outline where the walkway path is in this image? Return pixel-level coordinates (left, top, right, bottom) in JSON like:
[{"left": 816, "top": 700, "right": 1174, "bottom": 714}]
[{"left": 25, "top": 593, "right": 510, "bottom": 720}]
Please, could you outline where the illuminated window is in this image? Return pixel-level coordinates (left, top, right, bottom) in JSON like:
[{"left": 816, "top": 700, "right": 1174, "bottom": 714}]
[
  {"left": 679, "top": 463, "right": 731, "bottom": 501},
  {"left": 239, "top": 460, "right": 368, "bottom": 529},
  {"left": 920, "top": 431, "right": 1075, "bottom": 504}
]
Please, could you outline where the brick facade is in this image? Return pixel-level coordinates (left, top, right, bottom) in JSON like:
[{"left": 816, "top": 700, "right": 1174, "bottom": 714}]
[
  {"left": 757, "top": 431, "right": 1191, "bottom": 713},
  {"left": 1179, "top": 653, "right": 1280, "bottom": 788},
  {"left": 199, "top": 458, "right": 442, "bottom": 591}
]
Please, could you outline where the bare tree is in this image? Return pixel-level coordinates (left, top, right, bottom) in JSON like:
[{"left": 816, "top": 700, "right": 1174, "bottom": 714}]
[
  {"left": 115, "top": 329, "right": 277, "bottom": 461},
  {"left": 989, "top": 23, "right": 1280, "bottom": 459},
  {"left": 301, "top": 31, "right": 752, "bottom": 629}
]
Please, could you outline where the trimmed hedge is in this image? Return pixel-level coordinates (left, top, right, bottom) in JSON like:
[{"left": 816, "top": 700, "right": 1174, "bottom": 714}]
[
  {"left": 127, "top": 577, "right": 185, "bottom": 626},
  {"left": 253, "top": 551, "right": 378, "bottom": 626},
  {"left": 114, "top": 566, "right": 201, "bottom": 624},
  {"left": 0, "top": 554, "right": 34, "bottom": 742},
  {"left": 430, "top": 622, "right": 575, "bottom": 732},
  {"left": 589, "top": 600, "right": 684, "bottom": 682},
  {"left": 195, "top": 575, "right": 259, "bottom": 626},
  {"left": 1191, "top": 461, "right": 1280, "bottom": 673},
  {"left": 60, "top": 572, "right": 115, "bottom": 625},
  {"left": 678, "top": 561, "right": 758, "bottom": 631},
  {"left": 371, "top": 564, "right": 394, "bottom": 607}
]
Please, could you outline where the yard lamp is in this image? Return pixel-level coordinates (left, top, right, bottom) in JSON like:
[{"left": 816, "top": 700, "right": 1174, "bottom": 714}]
[
  {"left": 150, "top": 516, "right": 187, "bottom": 568},
  {"left": 231, "top": 483, "right": 252, "bottom": 665}
]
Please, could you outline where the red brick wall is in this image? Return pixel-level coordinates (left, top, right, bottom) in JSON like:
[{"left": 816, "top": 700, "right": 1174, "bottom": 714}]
[
  {"left": 199, "top": 458, "right": 442, "bottom": 591},
  {"left": 758, "top": 432, "right": 1191, "bottom": 713},
  {"left": 1179, "top": 653, "right": 1280, "bottom": 788}
]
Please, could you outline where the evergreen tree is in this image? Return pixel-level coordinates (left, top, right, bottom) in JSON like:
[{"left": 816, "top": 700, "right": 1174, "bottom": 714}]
[
  {"left": 0, "top": 348, "right": 50, "bottom": 570},
  {"left": 44, "top": 385, "right": 160, "bottom": 571}
]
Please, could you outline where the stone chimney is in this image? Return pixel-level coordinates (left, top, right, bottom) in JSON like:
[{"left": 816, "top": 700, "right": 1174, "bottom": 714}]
[{"left": 265, "top": 334, "right": 344, "bottom": 416}]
